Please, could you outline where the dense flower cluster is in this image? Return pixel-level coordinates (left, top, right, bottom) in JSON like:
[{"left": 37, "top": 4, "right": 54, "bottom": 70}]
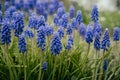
[
  {"left": 69, "top": 5, "right": 75, "bottom": 19},
  {"left": 85, "top": 24, "right": 93, "bottom": 44},
  {"left": 79, "top": 23, "right": 86, "bottom": 39},
  {"left": 24, "top": 29, "right": 34, "bottom": 38},
  {"left": 37, "top": 15, "right": 45, "bottom": 29},
  {"left": 18, "top": 34, "right": 27, "bottom": 53},
  {"left": 57, "top": 27, "right": 64, "bottom": 39},
  {"left": 101, "top": 28, "right": 110, "bottom": 51},
  {"left": 1, "top": 20, "right": 11, "bottom": 45},
  {"left": 66, "top": 24, "right": 72, "bottom": 35},
  {"left": 94, "top": 33, "right": 101, "bottom": 50},
  {"left": 76, "top": 10, "right": 83, "bottom": 25},
  {"left": 66, "top": 35, "right": 74, "bottom": 50},
  {"left": 42, "top": 61, "right": 47, "bottom": 70},
  {"left": 50, "top": 32, "right": 62, "bottom": 55},
  {"left": 113, "top": 27, "right": 120, "bottom": 41},
  {"left": 36, "top": 26, "right": 46, "bottom": 51}
]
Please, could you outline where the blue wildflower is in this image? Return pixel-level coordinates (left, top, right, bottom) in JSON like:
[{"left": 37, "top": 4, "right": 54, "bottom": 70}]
[
  {"left": 12, "top": 11, "right": 24, "bottom": 37},
  {"left": 57, "top": 27, "right": 64, "bottom": 39},
  {"left": 44, "top": 0, "right": 49, "bottom": 10},
  {"left": 7, "top": 6, "right": 16, "bottom": 17},
  {"left": 15, "top": 1, "right": 21, "bottom": 10},
  {"left": 37, "top": 15, "right": 45, "bottom": 29},
  {"left": 36, "top": 1, "right": 45, "bottom": 15},
  {"left": 4, "top": 1, "right": 9, "bottom": 11},
  {"left": 76, "top": 10, "right": 83, "bottom": 25},
  {"left": 1, "top": 20, "right": 11, "bottom": 45},
  {"left": 48, "top": 4, "right": 55, "bottom": 15},
  {"left": 58, "top": 1, "right": 64, "bottom": 8},
  {"left": 23, "top": 2, "right": 29, "bottom": 12},
  {"left": 57, "top": 7, "right": 65, "bottom": 18},
  {"left": 94, "top": 33, "right": 101, "bottom": 51},
  {"left": 113, "top": 27, "right": 120, "bottom": 41},
  {"left": 50, "top": 32, "right": 62, "bottom": 55},
  {"left": 43, "top": 10, "right": 48, "bottom": 21},
  {"left": 58, "top": 19, "right": 63, "bottom": 27},
  {"left": 42, "top": 61, "right": 47, "bottom": 70},
  {"left": 101, "top": 28, "right": 110, "bottom": 51},
  {"left": 24, "top": 29, "right": 34, "bottom": 38},
  {"left": 69, "top": 5, "right": 75, "bottom": 19},
  {"left": 85, "top": 24, "right": 93, "bottom": 44},
  {"left": 93, "top": 21, "right": 102, "bottom": 36},
  {"left": 103, "top": 59, "right": 108, "bottom": 71},
  {"left": 66, "top": 24, "right": 72, "bottom": 35},
  {"left": 11, "top": 0, "right": 15, "bottom": 6},
  {"left": 66, "top": 35, "right": 74, "bottom": 50},
  {"left": 28, "top": 0, "right": 34, "bottom": 9},
  {"left": 4, "top": 10, "right": 11, "bottom": 21},
  {"left": 19, "top": 0, "right": 24, "bottom": 9},
  {"left": 61, "top": 13, "right": 69, "bottom": 28},
  {"left": 0, "top": 11, "right": 2, "bottom": 25},
  {"left": 71, "top": 18, "right": 77, "bottom": 29},
  {"left": 36, "top": 26, "right": 46, "bottom": 51},
  {"left": 18, "top": 34, "right": 27, "bottom": 53},
  {"left": 45, "top": 26, "right": 53, "bottom": 36},
  {"left": 79, "top": 23, "right": 86, "bottom": 39},
  {"left": 91, "top": 5, "right": 99, "bottom": 22},
  {"left": 53, "top": 14, "right": 59, "bottom": 26},
  {"left": 28, "top": 14, "right": 37, "bottom": 29}
]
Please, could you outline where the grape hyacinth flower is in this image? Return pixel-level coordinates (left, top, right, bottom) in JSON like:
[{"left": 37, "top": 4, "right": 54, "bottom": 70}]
[
  {"left": 91, "top": 5, "right": 99, "bottom": 22},
  {"left": 36, "top": 1, "right": 45, "bottom": 15},
  {"left": 57, "top": 7, "right": 65, "bottom": 18},
  {"left": 42, "top": 61, "right": 47, "bottom": 70},
  {"left": 44, "top": 0, "right": 49, "bottom": 10},
  {"left": 50, "top": 32, "right": 62, "bottom": 55},
  {"left": 58, "top": 1, "right": 64, "bottom": 8},
  {"left": 66, "top": 35, "right": 74, "bottom": 50},
  {"left": 58, "top": 19, "right": 63, "bottom": 27},
  {"left": 4, "top": 1, "right": 9, "bottom": 11},
  {"left": 12, "top": 11, "right": 24, "bottom": 37},
  {"left": 57, "top": 27, "right": 64, "bottom": 39},
  {"left": 18, "top": 34, "right": 27, "bottom": 53},
  {"left": 7, "top": 6, "right": 16, "bottom": 17},
  {"left": 61, "top": 13, "right": 69, "bottom": 28},
  {"left": 66, "top": 24, "right": 72, "bottom": 35},
  {"left": 101, "top": 28, "right": 110, "bottom": 51},
  {"left": 76, "top": 10, "right": 83, "bottom": 25},
  {"left": 28, "top": 0, "right": 34, "bottom": 9},
  {"left": 48, "top": 4, "right": 55, "bottom": 15},
  {"left": 0, "top": 11, "right": 2, "bottom": 25},
  {"left": 53, "top": 14, "right": 59, "bottom": 26},
  {"left": 93, "top": 22, "right": 102, "bottom": 36},
  {"left": 23, "top": 2, "right": 29, "bottom": 12},
  {"left": 103, "top": 59, "right": 108, "bottom": 71},
  {"left": 94, "top": 33, "right": 101, "bottom": 51},
  {"left": 36, "top": 26, "right": 46, "bottom": 51},
  {"left": 1, "top": 20, "right": 11, "bottom": 45},
  {"left": 45, "top": 26, "right": 54, "bottom": 36},
  {"left": 4, "top": 10, "right": 11, "bottom": 21},
  {"left": 11, "top": 0, "right": 15, "bottom": 6},
  {"left": 28, "top": 14, "right": 37, "bottom": 29},
  {"left": 69, "top": 5, "right": 75, "bottom": 19},
  {"left": 85, "top": 24, "right": 93, "bottom": 44},
  {"left": 24, "top": 30, "right": 34, "bottom": 38},
  {"left": 43, "top": 10, "right": 48, "bottom": 21},
  {"left": 79, "top": 23, "right": 86, "bottom": 39},
  {"left": 113, "top": 27, "right": 120, "bottom": 41},
  {"left": 37, "top": 15, "right": 45, "bottom": 29},
  {"left": 71, "top": 18, "right": 77, "bottom": 29}
]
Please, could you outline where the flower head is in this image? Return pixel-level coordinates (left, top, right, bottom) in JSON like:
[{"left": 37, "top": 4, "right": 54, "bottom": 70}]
[
  {"left": 48, "top": 4, "right": 55, "bottom": 15},
  {"left": 79, "top": 23, "right": 86, "bottom": 39},
  {"left": 61, "top": 13, "right": 69, "bottom": 28},
  {"left": 12, "top": 11, "right": 24, "bottom": 37},
  {"left": 66, "top": 24, "right": 72, "bottom": 35},
  {"left": 53, "top": 14, "right": 59, "bottom": 26},
  {"left": 91, "top": 5, "right": 99, "bottom": 22},
  {"left": 36, "top": 1, "right": 45, "bottom": 15},
  {"left": 37, "top": 15, "right": 45, "bottom": 29},
  {"left": 42, "top": 61, "right": 47, "bottom": 70},
  {"left": 101, "top": 28, "right": 110, "bottom": 51},
  {"left": 0, "top": 11, "right": 2, "bottom": 25},
  {"left": 24, "top": 29, "right": 34, "bottom": 38},
  {"left": 50, "top": 32, "right": 62, "bottom": 55},
  {"left": 71, "top": 18, "right": 77, "bottom": 29},
  {"left": 5, "top": 1, "right": 9, "bottom": 11},
  {"left": 28, "top": 13, "right": 37, "bottom": 29},
  {"left": 85, "top": 23, "right": 93, "bottom": 44},
  {"left": 94, "top": 33, "right": 101, "bottom": 50},
  {"left": 93, "top": 21, "right": 102, "bottom": 36},
  {"left": 103, "top": 59, "right": 108, "bottom": 71},
  {"left": 76, "top": 10, "right": 83, "bottom": 25},
  {"left": 65, "top": 35, "right": 74, "bottom": 50},
  {"left": 57, "top": 7, "right": 65, "bottom": 18},
  {"left": 36, "top": 26, "right": 46, "bottom": 51},
  {"left": 1, "top": 20, "right": 11, "bottom": 45},
  {"left": 69, "top": 5, "right": 75, "bottom": 19},
  {"left": 57, "top": 27, "right": 64, "bottom": 39},
  {"left": 45, "top": 26, "right": 54, "bottom": 36},
  {"left": 113, "top": 27, "right": 120, "bottom": 41},
  {"left": 18, "top": 34, "right": 27, "bottom": 53}
]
